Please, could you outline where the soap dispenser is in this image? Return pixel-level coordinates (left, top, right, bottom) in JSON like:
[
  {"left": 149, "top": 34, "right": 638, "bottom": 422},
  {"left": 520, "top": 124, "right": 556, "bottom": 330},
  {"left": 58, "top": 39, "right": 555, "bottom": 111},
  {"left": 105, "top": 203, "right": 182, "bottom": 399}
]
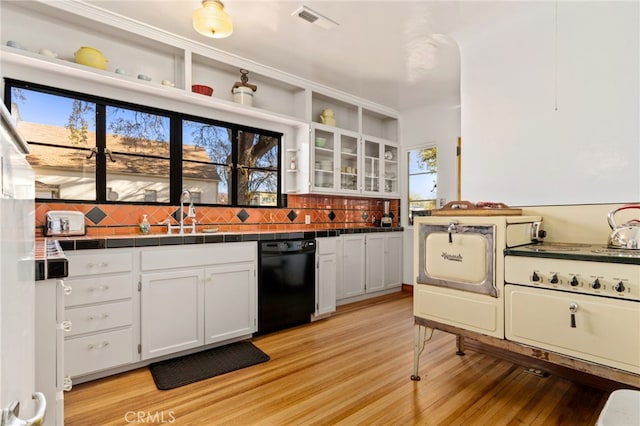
[{"left": 139, "top": 214, "right": 151, "bottom": 234}]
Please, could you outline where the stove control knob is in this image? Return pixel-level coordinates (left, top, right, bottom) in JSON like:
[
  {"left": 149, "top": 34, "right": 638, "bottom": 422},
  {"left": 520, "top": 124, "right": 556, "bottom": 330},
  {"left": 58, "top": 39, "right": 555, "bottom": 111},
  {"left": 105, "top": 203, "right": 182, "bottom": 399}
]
[
  {"left": 591, "top": 279, "right": 601, "bottom": 290},
  {"left": 614, "top": 281, "right": 626, "bottom": 293},
  {"left": 570, "top": 276, "right": 579, "bottom": 287},
  {"left": 532, "top": 272, "right": 540, "bottom": 282},
  {"left": 550, "top": 274, "right": 559, "bottom": 284}
]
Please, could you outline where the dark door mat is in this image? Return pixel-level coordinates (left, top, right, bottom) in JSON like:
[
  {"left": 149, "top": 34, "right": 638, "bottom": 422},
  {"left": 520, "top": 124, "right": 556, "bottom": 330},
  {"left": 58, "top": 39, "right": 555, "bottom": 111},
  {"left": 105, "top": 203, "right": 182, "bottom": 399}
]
[{"left": 149, "top": 341, "right": 270, "bottom": 390}]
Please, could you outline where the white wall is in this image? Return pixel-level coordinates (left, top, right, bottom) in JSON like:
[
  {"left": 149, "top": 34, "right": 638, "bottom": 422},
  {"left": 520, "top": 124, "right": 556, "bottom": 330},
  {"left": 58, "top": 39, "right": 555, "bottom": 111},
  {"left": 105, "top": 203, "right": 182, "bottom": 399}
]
[
  {"left": 455, "top": 1, "right": 639, "bottom": 206},
  {"left": 400, "top": 97, "right": 461, "bottom": 285}
]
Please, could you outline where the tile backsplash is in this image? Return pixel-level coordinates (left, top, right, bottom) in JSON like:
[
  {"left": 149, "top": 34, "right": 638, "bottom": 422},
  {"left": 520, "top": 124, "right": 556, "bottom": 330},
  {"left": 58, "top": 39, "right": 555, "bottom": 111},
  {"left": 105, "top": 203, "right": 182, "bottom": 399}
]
[{"left": 36, "top": 195, "right": 400, "bottom": 237}]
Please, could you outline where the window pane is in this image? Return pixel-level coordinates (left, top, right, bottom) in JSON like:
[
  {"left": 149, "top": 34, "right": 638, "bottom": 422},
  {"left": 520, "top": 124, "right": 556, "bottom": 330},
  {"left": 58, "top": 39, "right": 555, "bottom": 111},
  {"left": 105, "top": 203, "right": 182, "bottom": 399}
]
[
  {"left": 182, "top": 120, "right": 231, "bottom": 205},
  {"left": 237, "top": 131, "right": 279, "bottom": 207},
  {"left": 409, "top": 174, "right": 437, "bottom": 200},
  {"left": 105, "top": 107, "right": 170, "bottom": 202},
  {"left": 12, "top": 88, "right": 97, "bottom": 200},
  {"left": 408, "top": 147, "right": 437, "bottom": 225},
  {"left": 183, "top": 163, "right": 227, "bottom": 205},
  {"left": 239, "top": 170, "right": 277, "bottom": 206},
  {"left": 106, "top": 157, "right": 170, "bottom": 202}
]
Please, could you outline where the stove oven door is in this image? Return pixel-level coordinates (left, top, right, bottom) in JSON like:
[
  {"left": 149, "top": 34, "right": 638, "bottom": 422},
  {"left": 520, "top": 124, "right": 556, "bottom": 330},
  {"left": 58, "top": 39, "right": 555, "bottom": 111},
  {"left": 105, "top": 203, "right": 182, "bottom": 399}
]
[
  {"left": 505, "top": 285, "right": 640, "bottom": 374},
  {"left": 417, "top": 223, "right": 496, "bottom": 297}
]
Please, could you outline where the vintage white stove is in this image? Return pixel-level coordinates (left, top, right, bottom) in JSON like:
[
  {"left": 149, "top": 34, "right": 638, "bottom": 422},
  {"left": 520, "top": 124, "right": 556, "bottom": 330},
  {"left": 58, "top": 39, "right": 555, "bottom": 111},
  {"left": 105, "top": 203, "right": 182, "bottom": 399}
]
[{"left": 412, "top": 215, "right": 640, "bottom": 385}]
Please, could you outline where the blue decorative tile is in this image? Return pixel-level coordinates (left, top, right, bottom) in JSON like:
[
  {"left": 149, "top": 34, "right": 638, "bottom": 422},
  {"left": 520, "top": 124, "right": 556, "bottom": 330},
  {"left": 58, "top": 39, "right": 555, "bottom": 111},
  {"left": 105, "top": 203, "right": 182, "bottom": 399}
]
[
  {"left": 237, "top": 209, "right": 250, "bottom": 222},
  {"left": 287, "top": 210, "right": 298, "bottom": 222},
  {"left": 86, "top": 207, "right": 106, "bottom": 224},
  {"left": 328, "top": 211, "right": 336, "bottom": 221},
  {"left": 361, "top": 211, "right": 369, "bottom": 221}
]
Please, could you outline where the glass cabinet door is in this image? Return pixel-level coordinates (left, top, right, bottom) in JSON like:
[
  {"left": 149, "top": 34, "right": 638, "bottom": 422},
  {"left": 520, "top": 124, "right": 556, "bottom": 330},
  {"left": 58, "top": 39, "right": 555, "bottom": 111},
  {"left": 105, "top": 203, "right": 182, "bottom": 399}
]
[
  {"left": 363, "top": 138, "right": 381, "bottom": 193},
  {"left": 383, "top": 143, "right": 399, "bottom": 194},
  {"left": 338, "top": 133, "right": 359, "bottom": 192},
  {"left": 312, "top": 128, "right": 335, "bottom": 190}
]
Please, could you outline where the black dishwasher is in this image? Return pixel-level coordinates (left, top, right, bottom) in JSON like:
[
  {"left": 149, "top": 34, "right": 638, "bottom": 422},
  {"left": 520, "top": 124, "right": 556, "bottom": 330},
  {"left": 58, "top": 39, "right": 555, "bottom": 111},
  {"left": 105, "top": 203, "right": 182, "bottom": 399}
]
[{"left": 258, "top": 239, "right": 316, "bottom": 335}]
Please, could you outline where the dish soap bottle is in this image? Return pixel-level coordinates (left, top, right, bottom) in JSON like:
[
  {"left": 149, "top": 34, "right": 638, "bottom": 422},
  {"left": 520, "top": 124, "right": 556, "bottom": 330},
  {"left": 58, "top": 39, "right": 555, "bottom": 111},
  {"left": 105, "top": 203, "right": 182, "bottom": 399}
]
[{"left": 139, "top": 214, "right": 150, "bottom": 234}]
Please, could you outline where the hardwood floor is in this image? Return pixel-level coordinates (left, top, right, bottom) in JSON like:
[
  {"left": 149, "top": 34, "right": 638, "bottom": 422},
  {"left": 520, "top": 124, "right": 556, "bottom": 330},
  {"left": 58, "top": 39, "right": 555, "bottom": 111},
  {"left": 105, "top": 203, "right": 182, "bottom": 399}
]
[{"left": 64, "top": 292, "right": 611, "bottom": 425}]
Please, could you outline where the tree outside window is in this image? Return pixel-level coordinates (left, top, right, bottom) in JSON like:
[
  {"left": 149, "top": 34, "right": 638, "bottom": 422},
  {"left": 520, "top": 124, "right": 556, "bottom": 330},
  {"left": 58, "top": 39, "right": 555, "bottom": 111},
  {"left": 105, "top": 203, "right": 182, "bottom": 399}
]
[{"left": 408, "top": 146, "right": 437, "bottom": 225}]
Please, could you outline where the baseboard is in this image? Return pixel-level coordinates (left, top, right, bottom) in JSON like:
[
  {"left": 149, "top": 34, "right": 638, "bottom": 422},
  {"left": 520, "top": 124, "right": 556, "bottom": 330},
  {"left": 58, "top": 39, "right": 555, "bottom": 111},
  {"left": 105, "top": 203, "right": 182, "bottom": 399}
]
[{"left": 402, "top": 283, "right": 413, "bottom": 294}]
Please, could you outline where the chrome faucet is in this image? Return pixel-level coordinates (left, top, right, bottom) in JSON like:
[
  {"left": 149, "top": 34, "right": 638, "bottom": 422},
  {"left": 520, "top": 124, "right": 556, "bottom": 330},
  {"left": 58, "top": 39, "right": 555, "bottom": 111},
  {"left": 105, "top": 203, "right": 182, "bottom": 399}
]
[{"left": 179, "top": 189, "right": 196, "bottom": 234}]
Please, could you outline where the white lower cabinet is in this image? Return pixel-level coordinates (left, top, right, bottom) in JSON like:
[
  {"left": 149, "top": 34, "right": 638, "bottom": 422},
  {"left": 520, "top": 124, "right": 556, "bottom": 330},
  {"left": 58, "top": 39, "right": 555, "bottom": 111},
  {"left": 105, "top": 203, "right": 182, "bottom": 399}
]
[
  {"left": 204, "top": 263, "right": 256, "bottom": 344},
  {"left": 338, "top": 232, "right": 403, "bottom": 301},
  {"left": 140, "top": 242, "right": 257, "bottom": 361},
  {"left": 140, "top": 269, "right": 205, "bottom": 359},
  {"left": 383, "top": 233, "right": 403, "bottom": 288},
  {"left": 63, "top": 248, "right": 137, "bottom": 379},
  {"left": 315, "top": 237, "right": 337, "bottom": 317},
  {"left": 365, "top": 234, "right": 386, "bottom": 293},
  {"left": 340, "top": 234, "right": 366, "bottom": 298}
]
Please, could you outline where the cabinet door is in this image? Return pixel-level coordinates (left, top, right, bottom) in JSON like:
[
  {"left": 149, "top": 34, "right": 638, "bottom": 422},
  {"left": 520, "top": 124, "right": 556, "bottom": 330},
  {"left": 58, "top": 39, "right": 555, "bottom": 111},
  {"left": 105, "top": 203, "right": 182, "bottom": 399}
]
[
  {"left": 362, "top": 137, "right": 382, "bottom": 194},
  {"left": 384, "top": 233, "right": 403, "bottom": 288},
  {"left": 341, "top": 235, "right": 366, "bottom": 298},
  {"left": 317, "top": 254, "right": 337, "bottom": 315},
  {"left": 140, "top": 269, "right": 204, "bottom": 360},
  {"left": 337, "top": 132, "right": 360, "bottom": 193},
  {"left": 312, "top": 127, "right": 336, "bottom": 191},
  {"left": 204, "top": 263, "right": 256, "bottom": 345},
  {"left": 382, "top": 143, "right": 399, "bottom": 195},
  {"left": 365, "top": 234, "right": 385, "bottom": 293}
]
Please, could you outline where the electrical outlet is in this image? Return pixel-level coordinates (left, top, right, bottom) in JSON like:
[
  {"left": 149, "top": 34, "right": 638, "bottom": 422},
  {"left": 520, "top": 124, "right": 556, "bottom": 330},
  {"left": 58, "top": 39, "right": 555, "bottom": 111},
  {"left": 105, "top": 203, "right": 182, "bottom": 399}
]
[
  {"left": 439, "top": 198, "right": 446, "bottom": 207},
  {"left": 305, "top": 215, "right": 311, "bottom": 224}
]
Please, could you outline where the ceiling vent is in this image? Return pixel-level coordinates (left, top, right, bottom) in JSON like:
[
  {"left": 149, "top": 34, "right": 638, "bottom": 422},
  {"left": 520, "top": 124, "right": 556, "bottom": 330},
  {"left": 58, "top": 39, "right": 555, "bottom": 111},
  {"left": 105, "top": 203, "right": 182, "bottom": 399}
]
[{"left": 292, "top": 5, "right": 339, "bottom": 30}]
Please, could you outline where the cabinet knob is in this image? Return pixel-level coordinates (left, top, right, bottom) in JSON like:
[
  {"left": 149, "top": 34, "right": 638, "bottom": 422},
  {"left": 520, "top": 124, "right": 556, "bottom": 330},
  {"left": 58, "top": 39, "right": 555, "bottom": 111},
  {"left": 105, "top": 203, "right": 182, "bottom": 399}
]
[
  {"left": 59, "top": 281, "right": 73, "bottom": 295},
  {"left": 63, "top": 377, "right": 73, "bottom": 392},
  {"left": 61, "top": 321, "right": 72, "bottom": 332}
]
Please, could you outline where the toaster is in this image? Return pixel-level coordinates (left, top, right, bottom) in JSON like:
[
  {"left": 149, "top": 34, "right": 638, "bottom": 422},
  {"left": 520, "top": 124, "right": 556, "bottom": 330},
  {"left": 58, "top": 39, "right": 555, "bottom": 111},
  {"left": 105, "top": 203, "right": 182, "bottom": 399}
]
[{"left": 44, "top": 211, "right": 86, "bottom": 236}]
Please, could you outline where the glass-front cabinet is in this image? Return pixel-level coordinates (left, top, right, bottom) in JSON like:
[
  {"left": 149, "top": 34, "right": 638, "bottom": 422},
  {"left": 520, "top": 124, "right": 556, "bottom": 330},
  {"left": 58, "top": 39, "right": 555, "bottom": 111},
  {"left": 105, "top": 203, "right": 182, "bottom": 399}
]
[
  {"left": 310, "top": 125, "right": 399, "bottom": 196},
  {"left": 312, "top": 125, "right": 360, "bottom": 193},
  {"left": 362, "top": 136, "right": 399, "bottom": 196}
]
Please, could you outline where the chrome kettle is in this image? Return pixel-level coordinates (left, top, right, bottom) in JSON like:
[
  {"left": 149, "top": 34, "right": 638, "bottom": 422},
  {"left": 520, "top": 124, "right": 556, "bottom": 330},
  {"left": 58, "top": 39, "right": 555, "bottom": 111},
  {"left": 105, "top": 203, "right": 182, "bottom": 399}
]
[{"left": 607, "top": 204, "right": 640, "bottom": 249}]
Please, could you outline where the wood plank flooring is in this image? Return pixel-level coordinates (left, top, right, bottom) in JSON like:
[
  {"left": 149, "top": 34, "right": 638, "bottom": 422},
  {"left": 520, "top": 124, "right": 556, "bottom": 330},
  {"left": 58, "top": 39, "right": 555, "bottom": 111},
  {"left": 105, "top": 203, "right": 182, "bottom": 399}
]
[{"left": 64, "top": 292, "right": 612, "bottom": 425}]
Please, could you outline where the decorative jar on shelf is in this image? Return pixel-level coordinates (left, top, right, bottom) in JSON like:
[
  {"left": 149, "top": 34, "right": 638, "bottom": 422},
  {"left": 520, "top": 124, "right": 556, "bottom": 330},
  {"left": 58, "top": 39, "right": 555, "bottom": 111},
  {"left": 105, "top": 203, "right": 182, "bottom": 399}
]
[
  {"left": 74, "top": 46, "right": 108, "bottom": 70},
  {"left": 320, "top": 108, "right": 336, "bottom": 126}
]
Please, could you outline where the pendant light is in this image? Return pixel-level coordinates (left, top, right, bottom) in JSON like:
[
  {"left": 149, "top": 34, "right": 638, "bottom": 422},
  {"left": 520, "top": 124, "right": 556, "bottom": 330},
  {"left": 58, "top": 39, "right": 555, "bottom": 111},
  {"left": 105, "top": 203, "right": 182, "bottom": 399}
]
[{"left": 193, "top": 0, "right": 233, "bottom": 39}]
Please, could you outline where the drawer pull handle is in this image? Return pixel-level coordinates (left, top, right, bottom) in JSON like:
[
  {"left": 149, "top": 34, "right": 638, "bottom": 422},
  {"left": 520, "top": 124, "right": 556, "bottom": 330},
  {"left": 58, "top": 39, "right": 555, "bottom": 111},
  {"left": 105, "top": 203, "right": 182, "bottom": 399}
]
[
  {"left": 88, "top": 341, "right": 110, "bottom": 350},
  {"left": 569, "top": 302, "right": 578, "bottom": 328},
  {"left": 101, "top": 262, "right": 109, "bottom": 267},
  {"left": 63, "top": 376, "right": 73, "bottom": 392},
  {"left": 61, "top": 321, "right": 72, "bottom": 332},
  {"left": 87, "top": 314, "right": 109, "bottom": 321},
  {"left": 88, "top": 285, "right": 110, "bottom": 292}
]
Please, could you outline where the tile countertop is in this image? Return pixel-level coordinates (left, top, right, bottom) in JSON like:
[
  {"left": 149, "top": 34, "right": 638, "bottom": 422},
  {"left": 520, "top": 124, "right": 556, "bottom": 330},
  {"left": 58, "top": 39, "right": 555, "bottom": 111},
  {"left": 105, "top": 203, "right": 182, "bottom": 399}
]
[
  {"left": 35, "top": 239, "right": 68, "bottom": 281},
  {"left": 36, "top": 227, "right": 403, "bottom": 280}
]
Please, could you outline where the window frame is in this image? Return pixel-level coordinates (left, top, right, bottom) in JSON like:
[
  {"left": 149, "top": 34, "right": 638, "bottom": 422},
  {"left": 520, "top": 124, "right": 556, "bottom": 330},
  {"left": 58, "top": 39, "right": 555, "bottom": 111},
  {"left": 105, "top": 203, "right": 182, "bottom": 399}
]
[{"left": 4, "top": 78, "right": 283, "bottom": 208}]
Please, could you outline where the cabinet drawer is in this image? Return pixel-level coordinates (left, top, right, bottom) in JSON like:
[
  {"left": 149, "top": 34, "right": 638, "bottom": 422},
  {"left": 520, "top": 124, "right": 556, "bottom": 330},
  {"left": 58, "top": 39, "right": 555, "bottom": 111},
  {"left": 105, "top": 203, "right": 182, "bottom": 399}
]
[
  {"left": 65, "top": 300, "right": 133, "bottom": 337},
  {"left": 67, "top": 250, "right": 133, "bottom": 277},
  {"left": 64, "top": 273, "right": 133, "bottom": 307},
  {"left": 64, "top": 328, "right": 134, "bottom": 377},
  {"left": 140, "top": 242, "right": 256, "bottom": 271}
]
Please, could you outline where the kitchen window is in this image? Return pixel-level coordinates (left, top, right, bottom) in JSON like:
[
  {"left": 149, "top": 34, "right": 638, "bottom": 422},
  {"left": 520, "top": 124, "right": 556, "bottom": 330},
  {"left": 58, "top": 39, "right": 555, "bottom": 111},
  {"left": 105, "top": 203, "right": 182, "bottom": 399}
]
[
  {"left": 4, "top": 79, "right": 282, "bottom": 207},
  {"left": 408, "top": 146, "right": 437, "bottom": 225}
]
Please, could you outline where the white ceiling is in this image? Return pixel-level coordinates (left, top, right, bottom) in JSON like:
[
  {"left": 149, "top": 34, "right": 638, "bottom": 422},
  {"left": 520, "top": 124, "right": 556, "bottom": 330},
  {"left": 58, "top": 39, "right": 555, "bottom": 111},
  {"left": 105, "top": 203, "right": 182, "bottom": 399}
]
[{"left": 83, "top": 1, "right": 509, "bottom": 111}]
